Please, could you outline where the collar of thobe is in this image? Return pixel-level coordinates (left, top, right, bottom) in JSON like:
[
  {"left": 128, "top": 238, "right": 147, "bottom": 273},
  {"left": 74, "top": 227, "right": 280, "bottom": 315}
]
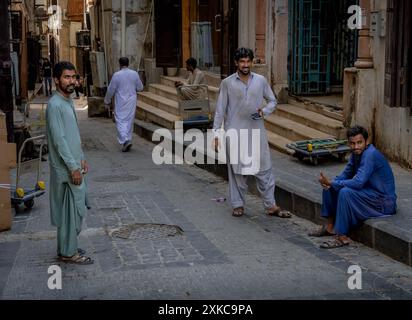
[
  {"left": 55, "top": 90, "right": 72, "bottom": 102},
  {"left": 235, "top": 72, "right": 254, "bottom": 85}
]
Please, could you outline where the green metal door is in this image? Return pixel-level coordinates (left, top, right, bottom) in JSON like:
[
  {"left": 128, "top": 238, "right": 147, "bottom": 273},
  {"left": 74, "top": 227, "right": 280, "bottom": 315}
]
[{"left": 288, "top": 0, "right": 358, "bottom": 95}]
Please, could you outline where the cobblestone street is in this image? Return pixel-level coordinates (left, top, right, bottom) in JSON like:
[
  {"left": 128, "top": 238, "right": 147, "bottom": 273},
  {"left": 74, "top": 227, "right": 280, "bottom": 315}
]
[{"left": 1, "top": 107, "right": 412, "bottom": 300}]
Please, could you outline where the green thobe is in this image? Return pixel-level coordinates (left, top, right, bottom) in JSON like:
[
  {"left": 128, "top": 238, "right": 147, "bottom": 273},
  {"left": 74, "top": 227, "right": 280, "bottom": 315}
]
[{"left": 46, "top": 91, "right": 87, "bottom": 257}]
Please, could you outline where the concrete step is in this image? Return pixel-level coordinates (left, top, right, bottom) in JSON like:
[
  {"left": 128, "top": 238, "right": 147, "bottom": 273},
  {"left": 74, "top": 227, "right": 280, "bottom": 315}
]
[
  {"left": 289, "top": 96, "right": 344, "bottom": 122},
  {"left": 160, "top": 75, "right": 219, "bottom": 101},
  {"left": 266, "top": 131, "right": 295, "bottom": 155},
  {"left": 136, "top": 100, "right": 180, "bottom": 129},
  {"left": 264, "top": 114, "right": 331, "bottom": 141},
  {"left": 275, "top": 104, "right": 346, "bottom": 139},
  {"left": 149, "top": 83, "right": 180, "bottom": 102},
  {"left": 138, "top": 91, "right": 179, "bottom": 116}
]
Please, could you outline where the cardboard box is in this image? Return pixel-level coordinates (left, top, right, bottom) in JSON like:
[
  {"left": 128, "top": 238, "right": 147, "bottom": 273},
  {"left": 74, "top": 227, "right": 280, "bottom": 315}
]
[
  {"left": 0, "top": 172, "right": 12, "bottom": 231},
  {"left": 0, "top": 111, "right": 6, "bottom": 130},
  {"left": 0, "top": 128, "right": 7, "bottom": 142},
  {"left": 0, "top": 142, "right": 16, "bottom": 169}
]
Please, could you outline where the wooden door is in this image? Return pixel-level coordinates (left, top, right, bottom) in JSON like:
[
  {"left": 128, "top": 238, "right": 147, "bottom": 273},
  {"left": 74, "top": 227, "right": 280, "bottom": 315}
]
[
  {"left": 220, "top": 0, "right": 238, "bottom": 79},
  {"left": 155, "top": 0, "right": 182, "bottom": 68}
]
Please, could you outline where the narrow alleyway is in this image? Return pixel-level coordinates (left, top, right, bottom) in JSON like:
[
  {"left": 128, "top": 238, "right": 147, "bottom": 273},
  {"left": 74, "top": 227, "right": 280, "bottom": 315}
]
[{"left": 1, "top": 104, "right": 412, "bottom": 300}]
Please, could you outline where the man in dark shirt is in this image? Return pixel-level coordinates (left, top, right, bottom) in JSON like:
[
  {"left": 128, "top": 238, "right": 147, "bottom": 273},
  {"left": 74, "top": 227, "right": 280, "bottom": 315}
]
[{"left": 42, "top": 58, "right": 52, "bottom": 96}]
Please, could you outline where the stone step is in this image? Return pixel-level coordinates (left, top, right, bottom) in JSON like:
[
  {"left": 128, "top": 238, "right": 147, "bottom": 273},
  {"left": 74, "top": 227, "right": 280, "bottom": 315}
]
[
  {"left": 266, "top": 131, "right": 295, "bottom": 155},
  {"left": 288, "top": 96, "right": 344, "bottom": 122},
  {"left": 264, "top": 114, "right": 331, "bottom": 141},
  {"left": 138, "top": 91, "right": 179, "bottom": 116},
  {"left": 149, "top": 83, "right": 180, "bottom": 102},
  {"left": 160, "top": 75, "right": 219, "bottom": 101},
  {"left": 275, "top": 104, "right": 346, "bottom": 139},
  {"left": 136, "top": 100, "right": 180, "bottom": 129}
]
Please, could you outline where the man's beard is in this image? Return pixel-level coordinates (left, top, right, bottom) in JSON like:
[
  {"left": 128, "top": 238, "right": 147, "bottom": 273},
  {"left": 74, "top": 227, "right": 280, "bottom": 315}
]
[
  {"left": 238, "top": 68, "right": 250, "bottom": 76},
  {"left": 60, "top": 85, "right": 75, "bottom": 94}
]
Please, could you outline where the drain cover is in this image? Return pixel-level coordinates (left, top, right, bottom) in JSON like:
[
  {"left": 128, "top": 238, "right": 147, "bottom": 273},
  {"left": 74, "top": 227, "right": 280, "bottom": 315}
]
[{"left": 110, "top": 223, "right": 183, "bottom": 240}]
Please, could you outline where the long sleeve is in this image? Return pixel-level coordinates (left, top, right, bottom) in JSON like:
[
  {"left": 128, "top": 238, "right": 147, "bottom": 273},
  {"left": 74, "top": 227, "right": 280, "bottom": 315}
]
[
  {"left": 332, "top": 152, "right": 375, "bottom": 190},
  {"left": 47, "top": 107, "right": 79, "bottom": 172},
  {"left": 335, "top": 155, "right": 355, "bottom": 181},
  {"left": 104, "top": 74, "right": 118, "bottom": 105},
  {"left": 135, "top": 74, "right": 144, "bottom": 92},
  {"left": 213, "top": 80, "right": 228, "bottom": 136},
  {"left": 261, "top": 81, "right": 277, "bottom": 115}
]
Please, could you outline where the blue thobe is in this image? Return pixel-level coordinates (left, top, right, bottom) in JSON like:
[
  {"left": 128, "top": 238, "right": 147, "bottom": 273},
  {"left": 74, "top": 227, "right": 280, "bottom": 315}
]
[{"left": 322, "top": 144, "right": 397, "bottom": 235}]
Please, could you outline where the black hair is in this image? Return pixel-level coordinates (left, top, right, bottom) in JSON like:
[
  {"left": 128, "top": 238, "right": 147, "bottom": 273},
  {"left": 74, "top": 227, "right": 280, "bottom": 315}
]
[
  {"left": 234, "top": 47, "right": 254, "bottom": 62},
  {"left": 347, "top": 125, "right": 369, "bottom": 141},
  {"left": 185, "top": 57, "right": 197, "bottom": 69},
  {"left": 119, "top": 57, "right": 129, "bottom": 67},
  {"left": 53, "top": 61, "right": 76, "bottom": 79}
]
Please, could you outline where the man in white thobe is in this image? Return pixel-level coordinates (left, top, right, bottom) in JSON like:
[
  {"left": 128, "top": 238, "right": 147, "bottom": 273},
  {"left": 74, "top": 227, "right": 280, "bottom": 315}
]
[
  {"left": 212, "top": 48, "right": 291, "bottom": 218},
  {"left": 104, "top": 57, "right": 144, "bottom": 152},
  {"left": 175, "top": 57, "right": 206, "bottom": 100}
]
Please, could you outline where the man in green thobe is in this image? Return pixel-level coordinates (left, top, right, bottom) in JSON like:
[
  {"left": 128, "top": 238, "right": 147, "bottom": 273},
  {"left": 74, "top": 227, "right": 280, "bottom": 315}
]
[{"left": 46, "top": 61, "right": 93, "bottom": 264}]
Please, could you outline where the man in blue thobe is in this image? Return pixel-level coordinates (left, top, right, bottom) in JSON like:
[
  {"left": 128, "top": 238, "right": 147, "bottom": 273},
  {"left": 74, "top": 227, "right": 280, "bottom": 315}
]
[
  {"left": 46, "top": 61, "right": 92, "bottom": 264},
  {"left": 310, "top": 126, "right": 397, "bottom": 249}
]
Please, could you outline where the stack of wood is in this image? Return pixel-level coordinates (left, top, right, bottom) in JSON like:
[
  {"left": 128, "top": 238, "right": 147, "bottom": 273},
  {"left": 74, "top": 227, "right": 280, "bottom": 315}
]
[{"left": 0, "top": 111, "right": 16, "bottom": 231}]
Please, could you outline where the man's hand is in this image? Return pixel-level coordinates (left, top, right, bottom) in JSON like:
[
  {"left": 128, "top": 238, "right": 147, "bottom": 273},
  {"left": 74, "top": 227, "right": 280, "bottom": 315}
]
[
  {"left": 174, "top": 81, "right": 183, "bottom": 88},
  {"left": 211, "top": 137, "right": 221, "bottom": 152},
  {"left": 71, "top": 169, "right": 83, "bottom": 185},
  {"left": 103, "top": 103, "right": 110, "bottom": 109},
  {"left": 319, "top": 171, "right": 331, "bottom": 190},
  {"left": 81, "top": 160, "right": 89, "bottom": 175},
  {"left": 257, "top": 108, "right": 264, "bottom": 118}
]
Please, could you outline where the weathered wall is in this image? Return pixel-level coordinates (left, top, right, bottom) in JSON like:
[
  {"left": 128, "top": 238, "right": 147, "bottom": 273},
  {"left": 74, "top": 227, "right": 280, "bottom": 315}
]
[
  {"left": 110, "top": 0, "right": 153, "bottom": 75},
  {"left": 345, "top": 0, "right": 412, "bottom": 167}
]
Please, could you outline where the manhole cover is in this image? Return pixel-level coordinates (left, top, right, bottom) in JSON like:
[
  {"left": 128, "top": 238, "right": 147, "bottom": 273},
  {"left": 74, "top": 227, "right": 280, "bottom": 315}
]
[
  {"left": 109, "top": 223, "right": 183, "bottom": 240},
  {"left": 93, "top": 175, "right": 140, "bottom": 182}
]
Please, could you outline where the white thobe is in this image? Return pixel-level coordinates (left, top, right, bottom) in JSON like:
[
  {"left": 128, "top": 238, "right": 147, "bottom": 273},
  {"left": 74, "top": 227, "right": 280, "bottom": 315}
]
[{"left": 104, "top": 67, "right": 144, "bottom": 144}]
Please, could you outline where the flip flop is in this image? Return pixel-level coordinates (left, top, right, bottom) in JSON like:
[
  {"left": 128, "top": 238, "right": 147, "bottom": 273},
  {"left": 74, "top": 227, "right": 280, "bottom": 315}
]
[
  {"left": 58, "top": 248, "right": 86, "bottom": 257},
  {"left": 308, "top": 226, "right": 336, "bottom": 237},
  {"left": 266, "top": 207, "right": 292, "bottom": 218},
  {"left": 59, "top": 254, "right": 94, "bottom": 265},
  {"left": 232, "top": 207, "right": 244, "bottom": 217},
  {"left": 320, "top": 238, "right": 350, "bottom": 249}
]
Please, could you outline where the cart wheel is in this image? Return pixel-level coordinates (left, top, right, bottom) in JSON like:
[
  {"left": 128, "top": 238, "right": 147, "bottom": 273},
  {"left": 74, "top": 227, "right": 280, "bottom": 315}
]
[
  {"left": 24, "top": 199, "right": 34, "bottom": 209},
  {"left": 14, "top": 203, "right": 21, "bottom": 213},
  {"left": 296, "top": 154, "right": 304, "bottom": 162},
  {"left": 311, "top": 157, "right": 319, "bottom": 166},
  {"left": 42, "top": 145, "right": 48, "bottom": 155}
]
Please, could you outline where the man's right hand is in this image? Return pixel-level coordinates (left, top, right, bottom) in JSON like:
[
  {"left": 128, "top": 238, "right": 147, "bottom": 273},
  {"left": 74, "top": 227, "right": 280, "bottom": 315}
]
[
  {"left": 211, "top": 137, "right": 220, "bottom": 152},
  {"left": 71, "top": 169, "right": 83, "bottom": 185}
]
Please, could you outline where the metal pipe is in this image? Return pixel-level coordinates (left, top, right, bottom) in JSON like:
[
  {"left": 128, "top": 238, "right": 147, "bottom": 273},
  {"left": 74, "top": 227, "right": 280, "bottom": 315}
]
[{"left": 121, "top": 0, "right": 126, "bottom": 56}]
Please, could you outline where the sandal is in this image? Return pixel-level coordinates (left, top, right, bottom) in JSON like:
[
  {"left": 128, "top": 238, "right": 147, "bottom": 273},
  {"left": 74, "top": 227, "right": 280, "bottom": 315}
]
[
  {"left": 266, "top": 206, "right": 292, "bottom": 218},
  {"left": 320, "top": 237, "right": 350, "bottom": 249},
  {"left": 58, "top": 248, "right": 86, "bottom": 257},
  {"left": 232, "top": 207, "right": 244, "bottom": 217},
  {"left": 59, "top": 254, "right": 94, "bottom": 265},
  {"left": 308, "top": 226, "right": 336, "bottom": 237}
]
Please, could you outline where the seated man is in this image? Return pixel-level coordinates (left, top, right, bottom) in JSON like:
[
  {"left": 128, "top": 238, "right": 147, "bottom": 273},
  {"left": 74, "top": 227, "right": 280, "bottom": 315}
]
[
  {"left": 175, "top": 57, "right": 206, "bottom": 100},
  {"left": 309, "top": 125, "right": 397, "bottom": 249}
]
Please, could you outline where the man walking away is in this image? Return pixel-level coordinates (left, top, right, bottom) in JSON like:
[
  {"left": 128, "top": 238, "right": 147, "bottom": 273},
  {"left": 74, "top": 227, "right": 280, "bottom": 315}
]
[
  {"left": 42, "top": 58, "right": 52, "bottom": 96},
  {"left": 104, "top": 57, "right": 144, "bottom": 152},
  {"left": 46, "top": 61, "right": 93, "bottom": 264}
]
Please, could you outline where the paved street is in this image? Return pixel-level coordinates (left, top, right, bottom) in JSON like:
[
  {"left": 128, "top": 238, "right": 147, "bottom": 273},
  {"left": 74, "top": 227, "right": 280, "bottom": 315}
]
[{"left": 1, "top": 104, "right": 412, "bottom": 300}]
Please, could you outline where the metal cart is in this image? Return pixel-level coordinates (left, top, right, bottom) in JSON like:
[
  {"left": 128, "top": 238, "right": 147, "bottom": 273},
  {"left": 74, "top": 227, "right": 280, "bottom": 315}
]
[
  {"left": 177, "top": 84, "right": 213, "bottom": 130},
  {"left": 11, "top": 135, "right": 46, "bottom": 212},
  {"left": 286, "top": 138, "right": 351, "bottom": 165}
]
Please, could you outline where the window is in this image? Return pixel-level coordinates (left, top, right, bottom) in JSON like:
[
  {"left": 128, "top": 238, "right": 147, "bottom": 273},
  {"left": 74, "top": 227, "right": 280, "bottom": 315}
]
[{"left": 384, "top": 0, "right": 411, "bottom": 108}]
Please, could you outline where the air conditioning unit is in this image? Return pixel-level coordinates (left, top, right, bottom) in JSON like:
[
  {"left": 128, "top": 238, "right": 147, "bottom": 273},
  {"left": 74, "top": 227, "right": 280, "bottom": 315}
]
[
  {"left": 90, "top": 51, "right": 108, "bottom": 88},
  {"left": 76, "top": 30, "right": 91, "bottom": 47}
]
